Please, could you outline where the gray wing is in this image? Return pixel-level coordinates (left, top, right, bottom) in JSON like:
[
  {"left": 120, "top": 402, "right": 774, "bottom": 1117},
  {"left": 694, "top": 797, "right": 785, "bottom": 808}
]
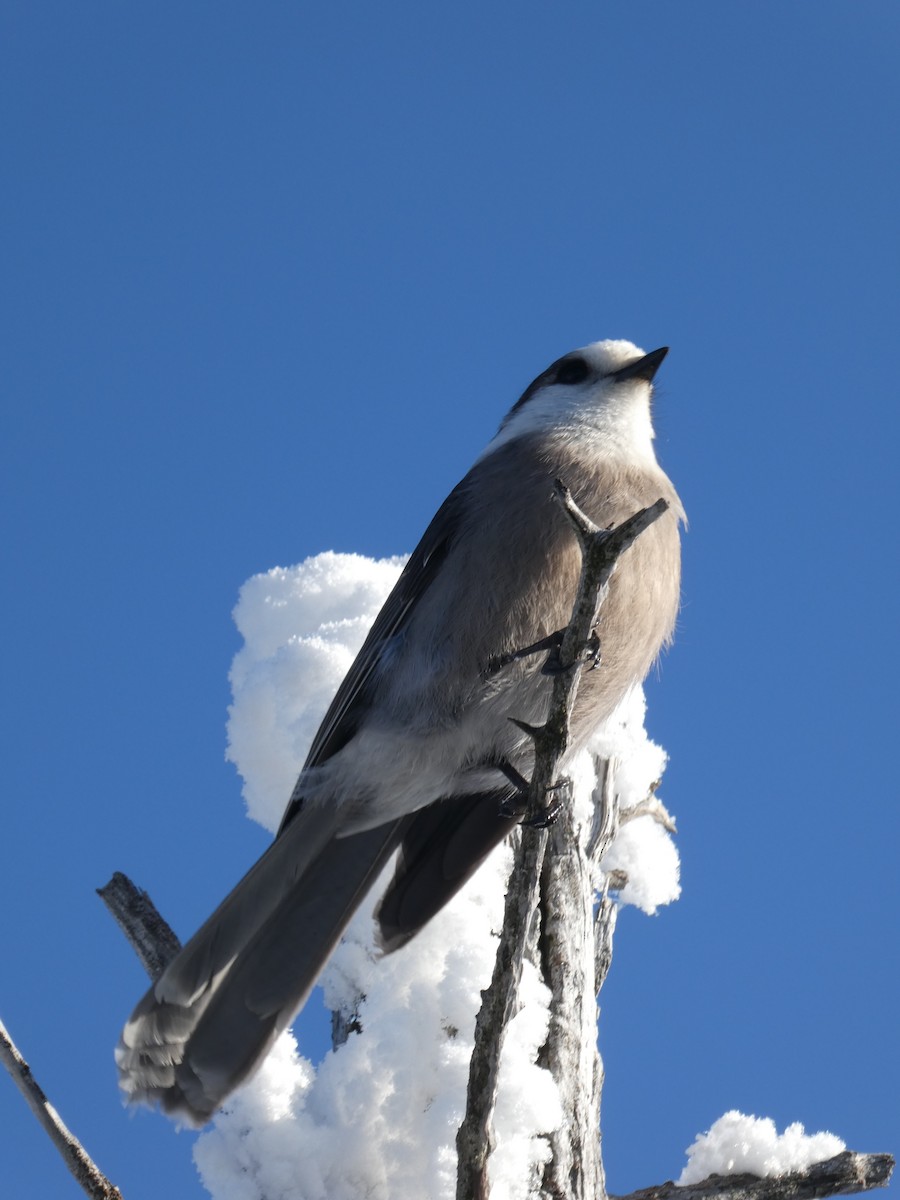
[{"left": 277, "top": 477, "right": 470, "bottom": 831}]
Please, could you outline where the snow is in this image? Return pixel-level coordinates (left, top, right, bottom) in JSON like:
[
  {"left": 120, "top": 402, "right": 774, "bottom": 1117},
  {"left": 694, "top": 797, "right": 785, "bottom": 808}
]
[
  {"left": 197, "top": 551, "right": 684, "bottom": 1199},
  {"left": 679, "top": 1111, "right": 846, "bottom": 1184},
  {"left": 588, "top": 687, "right": 681, "bottom": 914},
  {"left": 226, "top": 551, "right": 407, "bottom": 832},
  {"left": 601, "top": 814, "right": 680, "bottom": 914}
]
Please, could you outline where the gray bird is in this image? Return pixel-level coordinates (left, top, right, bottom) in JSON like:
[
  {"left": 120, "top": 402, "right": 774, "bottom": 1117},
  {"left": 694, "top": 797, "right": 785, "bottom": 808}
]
[{"left": 117, "top": 338, "right": 684, "bottom": 1124}]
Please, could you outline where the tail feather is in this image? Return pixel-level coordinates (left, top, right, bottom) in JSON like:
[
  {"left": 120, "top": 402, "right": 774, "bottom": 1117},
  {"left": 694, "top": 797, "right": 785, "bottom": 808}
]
[
  {"left": 117, "top": 808, "right": 404, "bottom": 1123},
  {"left": 151, "top": 804, "right": 341, "bottom": 1011},
  {"left": 169, "top": 818, "right": 407, "bottom": 1120},
  {"left": 375, "top": 789, "right": 517, "bottom": 952},
  {"left": 118, "top": 789, "right": 519, "bottom": 1123}
]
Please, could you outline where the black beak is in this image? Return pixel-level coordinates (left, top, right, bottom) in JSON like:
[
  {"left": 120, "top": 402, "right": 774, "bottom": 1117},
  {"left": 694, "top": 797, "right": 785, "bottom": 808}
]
[{"left": 611, "top": 346, "right": 668, "bottom": 384}]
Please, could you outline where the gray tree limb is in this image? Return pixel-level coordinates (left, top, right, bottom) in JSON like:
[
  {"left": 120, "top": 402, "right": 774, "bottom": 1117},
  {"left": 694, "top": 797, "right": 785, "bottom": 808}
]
[
  {"left": 612, "top": 1151, "right": 893, "bottom": 1200},
  {"left": 455, "top": 826, "right": 549, "bottom": 1200},
  {"left": 456, "top": 491, "right": 670, "bottom": 1200},
  {"left": 532, "top": 756, "right": 621, "bottom": 1200},
  {"left": 536, "top": 786, "right": 604, "bottom": 1200},
  {"left": 97, "top": 870, "right": 182, "bottom": 978},
  {"left": 0, "top": 1015, "right": 125, "bottom": 1200},
  {"left": 0, "top": 875, "right": 184, "bottom": 1199}
]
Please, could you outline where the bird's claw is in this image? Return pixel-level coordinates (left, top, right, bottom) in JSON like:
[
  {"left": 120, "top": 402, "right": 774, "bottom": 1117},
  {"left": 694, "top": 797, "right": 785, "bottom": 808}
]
[
  {"left": 497, "top": 776, "right": 570, "bottom": 827},
  {"left": 520, "top": 794, "right": 564, "bottom": 828},
  {"left": 541, "top": 628, "right": 602, "bottom": 674}
]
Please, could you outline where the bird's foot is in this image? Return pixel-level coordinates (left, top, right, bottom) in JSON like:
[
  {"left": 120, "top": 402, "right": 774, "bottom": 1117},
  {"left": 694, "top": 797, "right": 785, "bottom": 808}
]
[
  {"left": 497, "top": 772, "right": 571, "bottom": 828},
  {"left": 540, "top": 627, "right": 602, "bottom": 674}
]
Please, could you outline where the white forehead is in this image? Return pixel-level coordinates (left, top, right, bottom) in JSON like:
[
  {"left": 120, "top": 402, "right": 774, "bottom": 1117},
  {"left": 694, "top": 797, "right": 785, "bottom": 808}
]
[{"left": 578, "top": 338, "right": 647, "bottom": 371}]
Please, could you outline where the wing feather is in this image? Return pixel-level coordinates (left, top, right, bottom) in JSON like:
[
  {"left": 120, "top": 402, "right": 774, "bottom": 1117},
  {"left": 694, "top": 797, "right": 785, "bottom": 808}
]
[{"left": 277, "top": 479, "right": 469, "bottom": 832}]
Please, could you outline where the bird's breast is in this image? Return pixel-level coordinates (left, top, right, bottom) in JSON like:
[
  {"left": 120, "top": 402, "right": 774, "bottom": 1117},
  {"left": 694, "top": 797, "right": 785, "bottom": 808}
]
[{"left": 381, "top": 434, "right": 682, "bottom": 746}]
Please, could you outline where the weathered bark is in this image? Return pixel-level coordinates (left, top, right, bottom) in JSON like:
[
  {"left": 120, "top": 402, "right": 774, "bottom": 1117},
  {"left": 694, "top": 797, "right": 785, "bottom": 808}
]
[
  {"left": 456, "top": 827, "right": 549, "bottom": 1200},
  {"left": 0, "top": 1016, "right": 125, "bottom": 1200},
  {"left": 613, "top": 1152, "right": 894, "bottom": 1200},
  {"left": 97, "top": 871, "right": 182, "bottom": 977},
  {"left": 537, "top": 799, "right": 603, "bottom": 1200},
  {"left": 457, "top": 492, "right": 671, "bottom": 1199},
  {"left": 536, "top": 754, "right": 624, "bottom": 1200}
]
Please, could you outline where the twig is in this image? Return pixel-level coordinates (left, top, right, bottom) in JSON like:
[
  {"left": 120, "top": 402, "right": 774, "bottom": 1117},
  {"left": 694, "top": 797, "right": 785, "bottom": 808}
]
[
  {"left": 2, "top": 875, "right": 181, "bottom": 1198},
  {"left": 0, "top": 1016, "right": 125, "bottom": 1200},
  {"left": 589, "top": 757, "right": 623, "bottom": 998},
  {"left": 552, "top": 486, "right": 669, "bottom": 684},
  {"left": 456, "top": 826, "right": 549, "bottom": 1200},
  {"left": 619, "top": 793, "right": 677, "bottom": 834},
  {"left": 611, "top": 1151, "right": 894, "bottom": 1200},
  {"left": 97, "top": 871, "right": 182, "bottom": 979}
]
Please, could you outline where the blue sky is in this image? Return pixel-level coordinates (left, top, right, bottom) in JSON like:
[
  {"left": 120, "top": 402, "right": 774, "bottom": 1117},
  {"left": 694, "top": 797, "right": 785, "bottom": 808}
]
[{"left": 2, "top": 2, "right": 898, "bottom": 1197}]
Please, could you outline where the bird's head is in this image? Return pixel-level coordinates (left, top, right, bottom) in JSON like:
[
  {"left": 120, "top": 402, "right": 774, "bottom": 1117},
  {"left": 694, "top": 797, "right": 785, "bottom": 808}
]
[{"left": 489, "top": 339, "right": 668, "bottom": 466}]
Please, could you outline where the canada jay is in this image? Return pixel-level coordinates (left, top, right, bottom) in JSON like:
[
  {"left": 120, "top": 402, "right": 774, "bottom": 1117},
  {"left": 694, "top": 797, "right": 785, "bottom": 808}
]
[{"left": 117, "top": 337, "right": 684, "bottom": 1124}]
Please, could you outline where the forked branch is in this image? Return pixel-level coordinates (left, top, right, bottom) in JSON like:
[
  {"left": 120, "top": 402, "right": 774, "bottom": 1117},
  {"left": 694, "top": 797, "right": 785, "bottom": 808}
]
[{"left": 456, "top": 491, "right": 670, "bottom": 1200}]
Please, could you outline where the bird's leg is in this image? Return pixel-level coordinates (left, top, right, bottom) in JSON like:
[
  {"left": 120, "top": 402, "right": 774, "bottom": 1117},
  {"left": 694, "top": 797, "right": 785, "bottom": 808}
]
[
  {"left": 485, "top": 626, "right": 602, "bottom": 679},
  {"left": 496, "top": 761, "right": 529, "bottom": 818},
  {"left": 485, "top": 630, "right": 564, "bottom": 677}
]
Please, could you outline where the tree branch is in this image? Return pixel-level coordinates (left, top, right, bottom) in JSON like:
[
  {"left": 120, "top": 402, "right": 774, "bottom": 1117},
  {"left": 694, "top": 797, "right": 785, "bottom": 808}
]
[
  {"left": 518, "top": 489, "right": 670, "bottom": 827},
  {"left": 0, "top": 872, "right": 184, "bottom": 1199},
  {"left": 537, "top": 793, "right": 603, "bottom": 1199},
  {"left": 0, "top": 1016, "right": 125, "bottom": 1200},
  {"left": 457, "top": 493, "right": 670, "bottom": 1199},
  {"left": 456, "top": 825, "right": 549, "bottom": 1200},
  {"left": 612, "top": 1152, "right": 894, "bottom": 1200},
  {"left": 97, "top": 871, "right": 182, "bottom": 978}
]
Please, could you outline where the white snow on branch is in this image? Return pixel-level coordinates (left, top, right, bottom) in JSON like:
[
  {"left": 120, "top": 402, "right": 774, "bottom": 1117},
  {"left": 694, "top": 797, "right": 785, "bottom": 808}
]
[
  {"left": 588, "top": 688, "right": 681, "bottom": 914},
  {"left": 198, "top": 551, "right": 682, "bottom": 1200},
  {"left": 226, "top": 551, "right": 407, "bottom": 831},
  {"left": 679, "top": 1111, "right": 846, "bottom": 1185}
]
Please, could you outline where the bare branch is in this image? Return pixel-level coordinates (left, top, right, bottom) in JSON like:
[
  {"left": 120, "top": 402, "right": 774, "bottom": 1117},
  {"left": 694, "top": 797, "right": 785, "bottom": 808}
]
[
  {"left": 0, "top": 874, "right": 181, "bottom": 1196},
  {"left": 97, "top": 871, "right": 182, "bottom": 979},
  {"left": 612, "top": 1151, "right": 894, "bottom": 1200},
  {"left": 456, "top": 826, "right": 549, "bottom": 1200},
  {"left": 457, "top": 497, "right": 670, "bottom": 1199},
  {"left": 516, "top": 491, "right": 670, "bottom": 827},
  {"left": 538, "top": 801, "right": 603, "bottom": 1199},
  {"left": 619, "top": 793, "right": 677, "bottom": 834},
  {"left": 0, "top": 1016, "right": 125, "bottom": 1200}
]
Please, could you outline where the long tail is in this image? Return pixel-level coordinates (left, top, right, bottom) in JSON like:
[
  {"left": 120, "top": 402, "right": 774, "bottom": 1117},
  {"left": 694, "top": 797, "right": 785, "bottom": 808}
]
[
  {"left": 117, "top": 788, "right": 518, "bottom": 1125},
  {"left": 116, "top": 808, "right": 406, "bottom": 1124}
]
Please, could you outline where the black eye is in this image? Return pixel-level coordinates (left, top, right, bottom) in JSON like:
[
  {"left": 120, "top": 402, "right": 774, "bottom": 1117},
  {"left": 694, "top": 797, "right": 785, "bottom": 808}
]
[{"left": 554, "top": 357, "right": 590, "bottom": 386}]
